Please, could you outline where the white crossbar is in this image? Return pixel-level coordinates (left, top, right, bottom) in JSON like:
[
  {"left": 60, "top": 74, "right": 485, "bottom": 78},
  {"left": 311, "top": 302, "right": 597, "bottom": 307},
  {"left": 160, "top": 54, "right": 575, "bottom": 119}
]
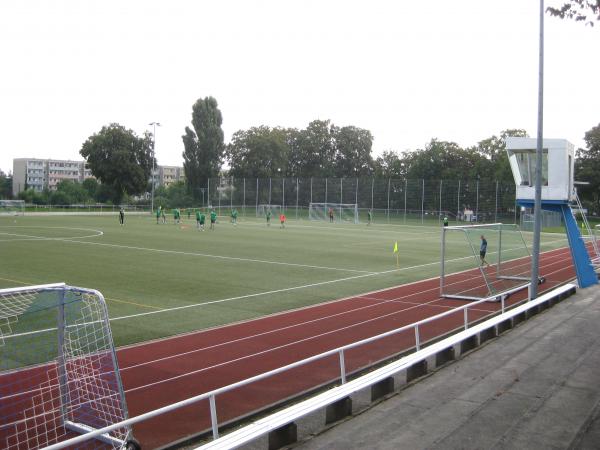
[{"left": 196, "top": 283, "right": 576, "bottom": 450}]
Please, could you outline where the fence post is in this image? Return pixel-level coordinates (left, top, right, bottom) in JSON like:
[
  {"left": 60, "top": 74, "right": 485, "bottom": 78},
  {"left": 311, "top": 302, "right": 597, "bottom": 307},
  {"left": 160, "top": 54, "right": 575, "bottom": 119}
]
[
  {"left": 282, "top": 178, "right": 285, "bottom": 212},
  {"left": 404, "top": 179, "right": 407, "bottom": 224},
  {"left": 386, "top": 178, "right": 391, "bottom": 223},
  {"left": 230, "top": 176, "right": 233, "bottom": 213},
  {"left": 325, "top": 178, "right": 328, "bottom": 204},
  {"left": 269, "top": 178, "right": 272, "bottom": 205},
  {"left": 421, "top": 179, "right": 425, "bottom": 224},
  {"left": 339, "top": 349, "right": 347, "bottom": 384},
  {"left": 355, "top": 177, "right": 359, "bottom": 208},
  {"left": 495, "top": 180, "right": 499, "bottom": 223},
  {"left": 457, "top": 179, "right": 461, "bottom": 223},
  {"left": 218, "top": 177, "right": 222, "bottom": 215},
  {"left": 370, "top": 178, "right": 374, "bottom": 211},
  {"left": 256, "top": 178, "right": 259, "bottom": 215},
  {"left": 243, "top": 178, "right": 246, "bottom": 217},
  {"left": 296, "top": 178, "right": 299, "bottom": 219},
  {"left": 439, "top": 179, "right": 443, "bottom": 225},
  {"left": 209, "top": 394, "right": 219, "bottom": 440},
  {"left": 310, "top": 177, "right": 313, "bottom": 204},
  {"left": 475, "top": 179, "right": 479, "bottom": 223},
  {"left": 208, "top": 178, "right": 210, "bottom": 208}
]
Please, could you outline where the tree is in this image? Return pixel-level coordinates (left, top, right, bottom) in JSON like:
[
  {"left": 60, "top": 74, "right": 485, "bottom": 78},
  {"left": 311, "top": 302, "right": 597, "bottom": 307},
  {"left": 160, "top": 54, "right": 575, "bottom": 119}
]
[
  {"left": 373, "top": 150, "right": 407, "bottom": 178},
  {"left": 575, "top": 123, "right": 600, "bottom": 212},
  {"left": 0, "top": 170, "right": 12, "bottom": 199},
  {"left": 54, "top": 180, "right": 91, "bottom": 204},
  {"left": 473, "top": 129, "right": 529, "bottom": 183},
  {"left": 287, "top": 120, "right": 336, "bottom": 177},
  {"left": 82, "top": 178, "right": 99, "bottom": 201},
  {"left": 80, "top": 123, "right": 155, "bottom": 204},
  {"left": 182, "top": 97, "right": 225, "bottom": 199},
  {"left": 547, "top": 1, "right": 600, "bottom": 26},
  {"left": 226, "top": 126, "right": 289, "bottom": 178},
  {"left": 332, "top": 126, "right": 374, "bottom": 177}
]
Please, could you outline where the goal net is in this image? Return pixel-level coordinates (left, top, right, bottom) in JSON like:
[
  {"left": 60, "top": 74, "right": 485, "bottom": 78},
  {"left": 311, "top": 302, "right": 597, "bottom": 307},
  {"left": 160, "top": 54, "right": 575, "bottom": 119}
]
[
  {"left": 308, "top": 203, "right": 359, "bottom": 224},
  {"left": 440, "top": 223, "right": 540, "bottom": 302},
  {"left": 0, "top": 200, "right": 25, "bottom": 216},
  {"left": 0, "top": 283, "right": 134, "bottom": 449},
  {"left": 256, "top": 204, "right": 281, "bottom": 218}
]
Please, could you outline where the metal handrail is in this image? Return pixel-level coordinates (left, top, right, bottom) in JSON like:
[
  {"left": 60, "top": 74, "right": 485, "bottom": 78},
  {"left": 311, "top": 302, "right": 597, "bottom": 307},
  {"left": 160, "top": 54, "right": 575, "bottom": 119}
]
[{"left": 42, "top": 285, "right": 513, "bottom": 450}]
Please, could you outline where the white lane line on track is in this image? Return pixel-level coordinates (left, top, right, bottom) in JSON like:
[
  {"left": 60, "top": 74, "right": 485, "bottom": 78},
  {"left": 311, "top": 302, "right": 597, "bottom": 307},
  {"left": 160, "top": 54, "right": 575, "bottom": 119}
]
[
  {"left": 124, "top": 250, "right": 576, "bottom": 394},
  {"left": 120, "top": 247, "right": 573, "bottom": 377}
]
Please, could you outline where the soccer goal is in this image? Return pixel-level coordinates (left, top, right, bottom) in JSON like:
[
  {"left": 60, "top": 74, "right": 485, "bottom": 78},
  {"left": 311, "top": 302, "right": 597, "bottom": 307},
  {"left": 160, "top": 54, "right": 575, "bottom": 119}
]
[
  {"left": 0, "top": 283, "right": 135, "bottom": 450},
  {"left": 256, "top": 204, "right": 282, "bottom": 218},
  {"left": 440, "top": 223, "right": 542, "bottom": 302},
  {"left": 0, "top": 200, "right": 25, "bottom": 216},
  {"left": 308, "top": 203, "right": 359, "bottom": 224}
]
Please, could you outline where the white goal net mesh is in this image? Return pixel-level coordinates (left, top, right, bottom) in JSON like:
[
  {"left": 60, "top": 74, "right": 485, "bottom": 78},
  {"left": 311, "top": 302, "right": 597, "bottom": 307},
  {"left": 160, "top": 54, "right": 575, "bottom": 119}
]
[
  {"left": 440, "top": 223, "right": 536, "bottom": 301},
  {"left": 308, "top": 203, "right": 359, "bottom": 224},
  {"left": 0, "top": 284, "right": 132, "bottom": 449}
]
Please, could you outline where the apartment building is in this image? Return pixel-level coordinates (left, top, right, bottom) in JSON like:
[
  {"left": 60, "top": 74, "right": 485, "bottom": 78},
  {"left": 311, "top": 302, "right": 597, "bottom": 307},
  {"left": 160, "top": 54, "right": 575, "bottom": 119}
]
[
  {"left": 13, "top": 158, "right": 184, "bottom": 195},
  {"left": 12, "top": 158, "right": 94, "bottom": 195}
]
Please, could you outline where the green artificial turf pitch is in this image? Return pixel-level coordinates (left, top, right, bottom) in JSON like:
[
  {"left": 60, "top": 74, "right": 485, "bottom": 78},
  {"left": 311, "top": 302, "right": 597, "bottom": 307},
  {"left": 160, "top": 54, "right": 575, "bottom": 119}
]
[{"left": 0, "top": 213, "right": 568, "bottom": 347}]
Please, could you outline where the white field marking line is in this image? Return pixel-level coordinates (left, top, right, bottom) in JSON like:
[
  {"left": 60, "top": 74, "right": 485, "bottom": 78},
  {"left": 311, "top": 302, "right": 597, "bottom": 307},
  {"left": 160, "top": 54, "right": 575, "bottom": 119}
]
[
  {"left": 0, "top": 226, "right": 103, "bottom": 241},
  {"left": 112, "top": 239, "right": 571, "bottom": 322},
  {"left": 119, "top": 250, "right": 535, "bottom": 374},
  {"left": 242, "top": 220, "right": 444, "bottom": 237},
  {"left": 123, "top": 251, "right": 577, "bottom": 393},
  {"left": 6, "top": 252, "right": 576, "bottom": 407},
  {"left": 56, "top": 238, "right": 376, "bottom": 275},
  {"left": 6, "top": 247, "right": 572, "bottom": 403},
  {"left": 124, "top": 255, "right": 576, "bottom": 393}
]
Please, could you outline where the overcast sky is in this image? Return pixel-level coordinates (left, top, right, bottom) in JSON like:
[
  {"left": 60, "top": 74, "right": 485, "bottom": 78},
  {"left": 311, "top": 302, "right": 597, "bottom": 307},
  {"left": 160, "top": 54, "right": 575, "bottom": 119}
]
[{"left": 1, "top": 0, "right": 598, "bottom": 174}]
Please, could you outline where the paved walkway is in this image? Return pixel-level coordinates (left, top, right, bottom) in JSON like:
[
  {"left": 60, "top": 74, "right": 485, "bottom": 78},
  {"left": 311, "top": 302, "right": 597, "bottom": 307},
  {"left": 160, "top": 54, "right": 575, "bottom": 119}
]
[{"left": 295, "top": 286, "right": 600, "bottom": 450}]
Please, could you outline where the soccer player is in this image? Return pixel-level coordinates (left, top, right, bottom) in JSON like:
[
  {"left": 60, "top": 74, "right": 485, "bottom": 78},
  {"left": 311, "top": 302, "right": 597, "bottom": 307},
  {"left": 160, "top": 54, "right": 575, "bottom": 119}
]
[
  {"left": 199, "top": 211, "right": 206, "bottom": 231},
  {"left": 480, "top": 235, "right": 490, "bottom": 267},
  {"left": 210, "top": 209, "right": 217, "bottom": 230},
  {"left": 231, "top": 208, "right": 238, "bottom": 226},
  {"left": 443, "top": 216, "right": 449, "bottom": 227},
  {"left": 266, "top": 209, "right": 271, "bottom": 226},
  {"left": 156, "top": 206, "right": 161, "bottom": 224},
  {"left": 279, "top": 213, "right": 286, "bottom": 228},
  {"left": 174, "top": 208, "right": 180, "bottom": 225},
  {"left": 119, "top": 207, "right": 125, "bottom": 226},
  {"left": 328, "top": 207, "right": 334, "bottom": 223},
  {"left": 161, "top": 207, "right": 166, "bottom": 224},
  {"left": 367, "top": 209, "right": 372, "bottom": 226},
  {"left": 196, "top": 209, "right": 201, "bottom": 229}
]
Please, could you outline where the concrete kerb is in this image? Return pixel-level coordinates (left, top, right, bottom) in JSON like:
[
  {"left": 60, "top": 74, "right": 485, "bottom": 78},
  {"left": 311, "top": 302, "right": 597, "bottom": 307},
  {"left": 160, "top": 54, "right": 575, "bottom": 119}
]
[{"left": 196, "top": 283, "right": 577, "bottom": 450}]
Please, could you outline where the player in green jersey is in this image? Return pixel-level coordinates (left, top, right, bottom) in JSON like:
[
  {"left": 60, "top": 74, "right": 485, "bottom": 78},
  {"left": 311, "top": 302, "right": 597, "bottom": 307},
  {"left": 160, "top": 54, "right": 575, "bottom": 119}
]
[
  {"left": 156, "top": 206, "right": 161, "bottom": 224},
  {"left": 266, "top": 209, "right": 271, "bottom": 226},
  {"left": 231, "top": 208, "right": 238, "bottom": 226},
  {"left": 210, "top": 210, "right": 217, "bottom": 230},
  {"left": 199, "top": 212, "right": 206, "bottom": 230}
]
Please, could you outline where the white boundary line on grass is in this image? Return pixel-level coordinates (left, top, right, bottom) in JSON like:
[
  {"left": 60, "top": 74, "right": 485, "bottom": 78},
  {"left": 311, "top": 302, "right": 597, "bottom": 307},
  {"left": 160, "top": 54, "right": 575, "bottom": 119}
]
[
  {"left": 0, "top": 226, "right": 104, "bottom": 241},
  {"left": 109, "top": 240, "right": 570, "bottom": 323},
  {"left": 122, "top": 253, "right": 575, "bottom": 393}
]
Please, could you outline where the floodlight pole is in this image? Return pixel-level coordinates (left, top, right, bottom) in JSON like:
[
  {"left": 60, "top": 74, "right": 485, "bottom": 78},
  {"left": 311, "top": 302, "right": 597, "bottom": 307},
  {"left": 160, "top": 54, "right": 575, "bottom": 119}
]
[
  {"left": 531, "top": 0, "right": 544, "bottom": 300},
  {"left": 149, "top": 122, "right": 161, "bottom": 213}
]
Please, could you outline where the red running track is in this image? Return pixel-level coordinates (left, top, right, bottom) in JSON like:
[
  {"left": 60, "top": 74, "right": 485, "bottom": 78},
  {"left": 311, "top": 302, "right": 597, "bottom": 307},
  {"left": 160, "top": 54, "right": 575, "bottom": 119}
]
[
  {"left": 116, "top": 246, "right": 578, "bottom": 449},
  {"left": 0, "top": 245, "right": 580, "bottom": 449}
]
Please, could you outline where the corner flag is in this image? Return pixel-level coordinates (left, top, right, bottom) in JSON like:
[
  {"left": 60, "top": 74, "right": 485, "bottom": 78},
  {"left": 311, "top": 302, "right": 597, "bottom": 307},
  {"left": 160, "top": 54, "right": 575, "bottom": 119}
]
[{"left": 393, "top": 241, "right": 398, "bottom": 253}]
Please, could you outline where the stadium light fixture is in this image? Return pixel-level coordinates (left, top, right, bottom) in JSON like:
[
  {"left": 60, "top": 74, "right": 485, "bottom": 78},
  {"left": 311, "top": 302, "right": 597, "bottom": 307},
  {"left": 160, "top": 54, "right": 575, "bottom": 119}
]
[{"left": 149, "top": 122, "right": 161, "bottom": 213}]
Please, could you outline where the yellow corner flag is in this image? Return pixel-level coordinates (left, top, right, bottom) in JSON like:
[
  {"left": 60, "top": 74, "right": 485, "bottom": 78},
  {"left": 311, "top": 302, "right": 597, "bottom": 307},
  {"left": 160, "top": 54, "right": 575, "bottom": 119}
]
[
  {"left": 393, "top": 241, "right": 399, "bottom": 267},
  {"left": 393, "top": 241, "right": 398, "bottom": 253}
]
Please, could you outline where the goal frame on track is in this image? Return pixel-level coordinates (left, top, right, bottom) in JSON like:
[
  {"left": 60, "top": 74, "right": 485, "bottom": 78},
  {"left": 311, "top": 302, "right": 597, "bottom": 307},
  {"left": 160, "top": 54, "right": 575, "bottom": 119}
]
[
  {"left": 440, "top": 223, "right": 540, "bottom": 302},
  {"left": 0, "top": 283, "right": 134, "bottom": 449}
]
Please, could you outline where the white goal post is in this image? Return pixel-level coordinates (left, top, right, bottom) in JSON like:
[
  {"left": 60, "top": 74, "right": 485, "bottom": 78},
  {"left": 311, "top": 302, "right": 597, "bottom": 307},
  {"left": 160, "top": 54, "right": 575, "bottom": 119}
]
[
  {"left": 0, "top": 200, "right": 25, "bottom": 216},
  {"left": 0, "top": 283, "right": 136, "bottom": 450},
  {"left": 256, "top": 204, "right": 282, "bottom": 218},
  {"left": 440, "top": 223, "right": 543, "bottom": 302},
  {"left": 309, "top": 203, "right": 359, "bottom": 224}
]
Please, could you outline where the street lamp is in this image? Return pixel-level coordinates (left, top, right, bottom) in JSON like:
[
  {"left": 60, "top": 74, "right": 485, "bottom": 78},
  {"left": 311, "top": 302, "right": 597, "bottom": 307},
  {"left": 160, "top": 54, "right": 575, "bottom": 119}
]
[{"left": 149, "top": 122, "right": 161, "bottom": 213}]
